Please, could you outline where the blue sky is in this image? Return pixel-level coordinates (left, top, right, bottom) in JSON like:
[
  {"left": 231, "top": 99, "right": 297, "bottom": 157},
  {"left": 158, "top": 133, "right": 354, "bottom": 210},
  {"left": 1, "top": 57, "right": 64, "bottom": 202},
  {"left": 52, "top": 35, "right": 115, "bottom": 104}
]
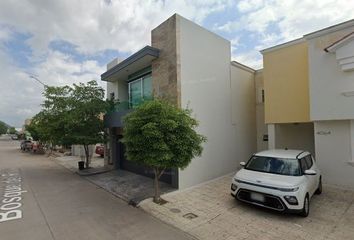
[{"left": 0, "top": 0, "right": 353, "bottom": 127}]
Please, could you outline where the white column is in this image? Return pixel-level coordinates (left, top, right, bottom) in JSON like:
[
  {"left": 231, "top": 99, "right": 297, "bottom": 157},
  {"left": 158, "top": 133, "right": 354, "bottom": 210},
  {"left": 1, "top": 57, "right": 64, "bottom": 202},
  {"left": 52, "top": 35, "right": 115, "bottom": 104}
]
[{"left": 268, "top": 124, "right": 276, "bottom": 149}]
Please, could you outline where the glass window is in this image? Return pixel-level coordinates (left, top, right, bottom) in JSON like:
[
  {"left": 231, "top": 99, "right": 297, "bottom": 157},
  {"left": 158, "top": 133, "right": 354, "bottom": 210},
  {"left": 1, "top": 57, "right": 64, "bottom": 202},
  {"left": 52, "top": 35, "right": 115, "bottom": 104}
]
[
  {"left": 245, "top": 156, "right": 301, "bottom": 176},
  {"left": 305, "top": 155, "right": 313, "bottom": 169},
  {"left": 300, "top": 158, "right": 308, "bottom": 173},
  {"left": 143, "top": 75, "right": 152, "bottom": 100},
  {"left": 129, "top": 79, "right": 142, "bottom": 108},
  {"left": 128, "top": 73, "right": 152, "bottom": 108}
]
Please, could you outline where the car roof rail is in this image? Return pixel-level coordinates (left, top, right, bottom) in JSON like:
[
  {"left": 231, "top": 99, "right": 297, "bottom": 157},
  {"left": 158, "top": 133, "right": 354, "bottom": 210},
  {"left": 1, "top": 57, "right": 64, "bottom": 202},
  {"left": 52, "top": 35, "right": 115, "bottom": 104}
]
[{"left": 296, "top": 151, "right": 306, "bottom": 159}]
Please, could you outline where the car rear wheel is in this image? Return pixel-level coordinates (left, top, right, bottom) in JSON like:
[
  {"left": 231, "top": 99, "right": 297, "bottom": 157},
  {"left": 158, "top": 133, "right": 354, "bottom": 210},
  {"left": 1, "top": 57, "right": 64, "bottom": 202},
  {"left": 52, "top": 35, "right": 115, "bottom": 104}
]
[
  {"left": 300, "top": 195, "right": 310, "bottom": 217},
  {"left": 315, "top": 177, "right": 322, "bottom": 195}
]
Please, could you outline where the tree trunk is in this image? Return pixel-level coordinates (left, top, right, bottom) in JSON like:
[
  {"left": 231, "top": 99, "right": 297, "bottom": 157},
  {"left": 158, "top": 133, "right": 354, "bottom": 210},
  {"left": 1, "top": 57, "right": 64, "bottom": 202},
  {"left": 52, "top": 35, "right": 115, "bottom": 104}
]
[
  {"left": 153, "top": 168, "right": 160, "bottom": 203},
  {"left": 153, "top": 167, "right": 165, "bottom": 204},
  {"left": 83, "top": 144, "right": 90, "bottom": 168}
]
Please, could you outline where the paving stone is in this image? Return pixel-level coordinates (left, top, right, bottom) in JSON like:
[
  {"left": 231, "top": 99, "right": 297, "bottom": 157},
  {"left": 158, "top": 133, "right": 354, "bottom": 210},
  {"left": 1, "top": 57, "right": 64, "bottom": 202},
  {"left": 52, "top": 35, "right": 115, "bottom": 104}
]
[{"left": 139, "top": 175, "right": 354, "bottom": 240}]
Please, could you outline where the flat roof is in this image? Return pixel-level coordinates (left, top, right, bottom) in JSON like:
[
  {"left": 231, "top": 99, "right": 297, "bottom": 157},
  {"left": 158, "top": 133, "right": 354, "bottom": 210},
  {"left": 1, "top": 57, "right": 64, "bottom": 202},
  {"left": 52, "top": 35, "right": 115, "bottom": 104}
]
[
  {"left": 231, "top": 61, "right": 255, "bottom": 73},
  {"left": 101, "top": 46, "right": 159, "bottom": 82},
  {"left": 260, "top": 38, "right": 305, "bottom": 54}
]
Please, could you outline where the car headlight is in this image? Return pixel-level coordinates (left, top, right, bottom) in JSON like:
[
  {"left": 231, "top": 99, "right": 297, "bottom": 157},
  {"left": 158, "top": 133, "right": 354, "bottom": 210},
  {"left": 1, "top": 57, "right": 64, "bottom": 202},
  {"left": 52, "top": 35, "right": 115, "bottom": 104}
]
[
  {"left": 278, "top": 187, "right": 299, "bottom": 192},
  {"left": 284, "top": 196, "right": 298, "bottom": 205},
  {"left": 231, "top": 183, "right": 237, "bottom": 191}
]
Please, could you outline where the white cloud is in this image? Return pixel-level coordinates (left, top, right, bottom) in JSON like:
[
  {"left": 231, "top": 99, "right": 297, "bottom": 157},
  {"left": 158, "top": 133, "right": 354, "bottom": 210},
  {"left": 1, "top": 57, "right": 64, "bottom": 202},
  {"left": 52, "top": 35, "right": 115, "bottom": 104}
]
[
  {"left": 237, "top": 0, "right": 264, "bottom": 13},
  {"left": 219, "top": 0, "right": 354, "bottom": 39},
  {"left": 0, "top": 47, "right": 107, "bottom": 127},
  {"left": 233, "top": 50, "right": 263, "bottom": 70},
  {"left": 0, "top": 0, "right": 231, "bottom": 55},
  {"left": 222, "top": 0, "right": 354, "bottom": 68}
]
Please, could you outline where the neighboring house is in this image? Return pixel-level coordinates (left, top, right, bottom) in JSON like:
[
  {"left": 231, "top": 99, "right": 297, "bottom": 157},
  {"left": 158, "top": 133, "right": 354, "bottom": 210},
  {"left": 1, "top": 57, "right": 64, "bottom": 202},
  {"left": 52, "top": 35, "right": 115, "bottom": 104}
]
[
  {"left": 261, "top": 19, "right": 354, "bottom": 189},
  {"left": 101, "top": 14, "right": 258, "bottom": 189}
]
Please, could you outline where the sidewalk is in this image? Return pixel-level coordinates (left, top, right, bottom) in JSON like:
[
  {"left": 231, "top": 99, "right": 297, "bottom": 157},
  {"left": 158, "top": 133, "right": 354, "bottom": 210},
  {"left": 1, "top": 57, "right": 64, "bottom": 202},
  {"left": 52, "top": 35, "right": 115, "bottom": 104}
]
[
  {"left": 53, "top": 155, "right": 175, "bottom": 205},
  {"left": 54, "top": 155, "right": 105, "bottom": 172},
  {"left": 139, "top": 174, "right": 354, "bottom": 240}
]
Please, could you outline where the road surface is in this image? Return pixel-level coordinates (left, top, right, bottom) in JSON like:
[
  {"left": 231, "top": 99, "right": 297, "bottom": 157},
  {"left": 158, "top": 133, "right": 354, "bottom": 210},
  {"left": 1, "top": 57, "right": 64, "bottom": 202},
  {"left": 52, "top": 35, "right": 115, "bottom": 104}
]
[{"left": 0, "top": 136, "right": 192, "bottom": 240}]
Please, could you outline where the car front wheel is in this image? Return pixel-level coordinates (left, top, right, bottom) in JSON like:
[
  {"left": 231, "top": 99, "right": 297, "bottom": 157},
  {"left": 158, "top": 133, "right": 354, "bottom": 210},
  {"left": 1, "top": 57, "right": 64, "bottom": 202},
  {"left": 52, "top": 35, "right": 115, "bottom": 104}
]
[
  {"left": 300, "top": 195, "right": 310, "bottom": 217},
  {"left": 315, "top": 177, "right": 322, "bottom": 195}
]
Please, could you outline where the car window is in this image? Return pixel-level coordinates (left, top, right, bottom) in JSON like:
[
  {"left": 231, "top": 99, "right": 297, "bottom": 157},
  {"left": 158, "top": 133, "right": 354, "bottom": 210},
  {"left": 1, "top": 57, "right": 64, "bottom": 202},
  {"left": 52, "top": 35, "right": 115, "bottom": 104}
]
[
  {"left": 245, "top": 156, "right": 301, "bottom": 176},
  {"left": 300, "top": 158, "right": 308, "bottom": 173},
  {"left": 305, "top": 155, "right": 313, "bottom": 169}
]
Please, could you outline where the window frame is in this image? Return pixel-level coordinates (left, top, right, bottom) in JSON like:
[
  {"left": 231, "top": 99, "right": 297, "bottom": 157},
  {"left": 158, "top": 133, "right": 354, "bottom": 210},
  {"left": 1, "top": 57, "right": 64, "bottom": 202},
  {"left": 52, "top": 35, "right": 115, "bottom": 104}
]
[{"left": 128, "top": 72, "right": 152, "bottom": 108}]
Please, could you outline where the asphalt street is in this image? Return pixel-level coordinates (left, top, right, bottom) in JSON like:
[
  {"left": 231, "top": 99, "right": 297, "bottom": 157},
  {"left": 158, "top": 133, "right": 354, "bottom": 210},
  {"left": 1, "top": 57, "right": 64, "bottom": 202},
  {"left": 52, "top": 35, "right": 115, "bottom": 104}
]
[{"left": 0, "top": 136, "right": 192, "bottom": 240}]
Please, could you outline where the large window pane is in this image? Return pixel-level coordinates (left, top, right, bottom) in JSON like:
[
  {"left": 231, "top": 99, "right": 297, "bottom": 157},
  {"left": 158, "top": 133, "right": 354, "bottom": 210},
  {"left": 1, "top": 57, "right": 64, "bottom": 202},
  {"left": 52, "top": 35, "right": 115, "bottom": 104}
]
[
  {"left": 129, "top": 80, "right": 142, "bottom": 108},
  {"left": 143, "top": 75, "right": 152, "bottom": 100}
]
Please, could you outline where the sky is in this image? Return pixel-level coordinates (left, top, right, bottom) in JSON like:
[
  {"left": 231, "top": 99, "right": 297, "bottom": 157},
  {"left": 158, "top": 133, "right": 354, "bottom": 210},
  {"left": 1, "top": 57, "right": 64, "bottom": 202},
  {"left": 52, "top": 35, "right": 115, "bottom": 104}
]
[{"left": 0, "top": 0, "right": 353, "bottom": 127}]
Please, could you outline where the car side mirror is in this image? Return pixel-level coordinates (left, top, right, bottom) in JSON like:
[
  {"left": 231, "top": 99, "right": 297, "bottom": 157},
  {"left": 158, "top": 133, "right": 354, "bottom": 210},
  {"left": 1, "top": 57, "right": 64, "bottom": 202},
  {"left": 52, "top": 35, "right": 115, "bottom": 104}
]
[
  {"left": 304, "top": 169, "right": 317, "bottom": 175},
  {"left": 240, "top": 162, "right": 246, "bottom": 167}
]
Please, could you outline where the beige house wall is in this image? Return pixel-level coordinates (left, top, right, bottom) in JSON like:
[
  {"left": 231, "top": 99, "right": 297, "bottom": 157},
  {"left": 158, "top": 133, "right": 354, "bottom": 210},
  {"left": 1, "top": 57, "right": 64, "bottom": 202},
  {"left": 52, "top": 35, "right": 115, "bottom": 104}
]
[{"left": 263, "top": 41, "right": 310, "bottom": 124}]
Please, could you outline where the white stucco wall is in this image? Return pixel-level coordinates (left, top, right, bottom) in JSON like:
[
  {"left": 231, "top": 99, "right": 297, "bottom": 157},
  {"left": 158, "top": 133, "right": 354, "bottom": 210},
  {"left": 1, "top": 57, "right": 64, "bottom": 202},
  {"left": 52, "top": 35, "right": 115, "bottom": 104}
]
[
  {"left": 118, "top": 81, "right": 128, "bottom": 101},
  {"left": 308, "top": 26, "right": 354, "bottom": 121},
  {"left": 107, "top": 82, "right": 118, "bottom": 100},
  {"left": 178, "top": 16, "right": 256, "bottom": 189},
  {"left": 314, "top": 121, "right": 354, "bottom": 190},
  {"left": 230, "top": 63, "right": 257, "bottom": 160},
  {"left": 107, "top": 80, "right": 128, "bottom": 102}
]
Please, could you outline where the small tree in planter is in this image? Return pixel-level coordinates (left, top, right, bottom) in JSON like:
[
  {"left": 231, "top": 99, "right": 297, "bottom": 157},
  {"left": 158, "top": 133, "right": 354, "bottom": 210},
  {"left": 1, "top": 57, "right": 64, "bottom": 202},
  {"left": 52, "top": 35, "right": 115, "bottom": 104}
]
[{"left": 122, "top": 100, "right": 206, "bottom": 203}]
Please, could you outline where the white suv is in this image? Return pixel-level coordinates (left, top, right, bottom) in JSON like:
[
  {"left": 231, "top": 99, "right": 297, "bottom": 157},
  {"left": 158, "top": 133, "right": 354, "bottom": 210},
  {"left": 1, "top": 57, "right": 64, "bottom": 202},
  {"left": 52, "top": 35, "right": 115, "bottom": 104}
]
[{"left": 231, "top": 149, "right": 322, "bottom": 217}]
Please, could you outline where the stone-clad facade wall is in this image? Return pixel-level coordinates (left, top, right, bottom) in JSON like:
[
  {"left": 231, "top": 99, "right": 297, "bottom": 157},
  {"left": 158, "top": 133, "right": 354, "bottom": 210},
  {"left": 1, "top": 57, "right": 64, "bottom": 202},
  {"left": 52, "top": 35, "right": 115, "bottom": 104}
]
[{"left": 151, "top": 14, "right": 180, "bottom": 107}]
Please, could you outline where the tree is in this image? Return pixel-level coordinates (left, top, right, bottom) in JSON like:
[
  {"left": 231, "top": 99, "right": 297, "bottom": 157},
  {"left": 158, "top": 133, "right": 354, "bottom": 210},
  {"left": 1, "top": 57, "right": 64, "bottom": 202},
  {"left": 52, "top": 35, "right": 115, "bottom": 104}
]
[
  {"left": 35, "top": 80, "right": 108, "bottom": 167},
  {"left": 8, "top": 127, "right": 17, "bottom": 135},
  {"left": 122, "top": 100, "right": 206, "bottom": 203},
  {"left": 0, "top": 121, "right": 8, "bottom": 135}
]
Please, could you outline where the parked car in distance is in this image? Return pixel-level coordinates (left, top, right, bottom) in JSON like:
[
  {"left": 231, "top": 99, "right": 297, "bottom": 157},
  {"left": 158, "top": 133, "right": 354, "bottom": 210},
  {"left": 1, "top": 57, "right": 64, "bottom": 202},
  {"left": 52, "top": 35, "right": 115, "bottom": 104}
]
[
  {"left": 11, "top": 134, "right": 18, "bottom": 140},
  {"left": 231, "top": 149, "right": 322, "bottom": 217},
  {"left": 20, "top": 140, "right": 33, "bottom": 151},
  {"left": 95, "top": 144, "right": 104, "bottom": 157}
]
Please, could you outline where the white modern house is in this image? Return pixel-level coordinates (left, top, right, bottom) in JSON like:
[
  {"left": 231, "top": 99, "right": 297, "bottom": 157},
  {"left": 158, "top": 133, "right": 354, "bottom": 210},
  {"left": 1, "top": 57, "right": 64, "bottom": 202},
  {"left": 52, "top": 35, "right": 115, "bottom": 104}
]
[
  {"left": 101, "top": 14, "right": 258, "bottom": 189},
  {"left": 306, "top": 21, "right": 354, "bottom": 189}
]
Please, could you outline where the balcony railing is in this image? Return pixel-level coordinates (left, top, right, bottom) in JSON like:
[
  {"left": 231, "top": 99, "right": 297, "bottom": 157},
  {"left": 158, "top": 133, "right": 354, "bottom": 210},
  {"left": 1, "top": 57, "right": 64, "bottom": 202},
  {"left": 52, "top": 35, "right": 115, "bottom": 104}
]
[{"left": 106, "top": 97, "right": 153, "bottom": 114}]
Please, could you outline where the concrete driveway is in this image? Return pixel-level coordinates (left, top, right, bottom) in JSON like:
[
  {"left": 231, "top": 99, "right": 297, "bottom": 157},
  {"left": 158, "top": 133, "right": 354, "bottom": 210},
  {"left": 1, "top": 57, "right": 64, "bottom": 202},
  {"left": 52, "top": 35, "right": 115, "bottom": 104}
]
[{"left": 140, "top": 174, "right": 354, "bottom": 240}]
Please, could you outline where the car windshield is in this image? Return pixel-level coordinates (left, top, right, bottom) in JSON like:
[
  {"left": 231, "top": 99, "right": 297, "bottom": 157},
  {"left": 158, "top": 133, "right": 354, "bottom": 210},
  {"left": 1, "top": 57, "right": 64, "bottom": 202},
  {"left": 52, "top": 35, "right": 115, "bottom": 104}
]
[{"left": 245, "top": 156, "right": 301, "bottom": 176}]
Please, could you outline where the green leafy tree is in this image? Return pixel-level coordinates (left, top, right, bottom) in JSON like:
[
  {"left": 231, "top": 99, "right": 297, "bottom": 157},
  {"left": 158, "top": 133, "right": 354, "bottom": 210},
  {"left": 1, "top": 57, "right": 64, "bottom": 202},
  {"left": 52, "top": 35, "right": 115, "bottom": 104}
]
[
  {"left": 8, "top": 127, "right": 17, "bottom": 135},
  {"left": 122, "top": 100, "right": 206, "bottom": 203},
  {"left": 35, "top": 80, "right": 108, "bottom": 167},
  {"left": 0, "top": 121, "right": 8, "bottom": 135}
]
